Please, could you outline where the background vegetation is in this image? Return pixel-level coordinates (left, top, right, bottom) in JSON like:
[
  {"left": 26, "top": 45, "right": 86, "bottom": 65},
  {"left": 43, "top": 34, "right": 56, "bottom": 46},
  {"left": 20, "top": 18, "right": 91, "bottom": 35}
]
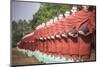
[{"left": 12, "top": 3, "right": 72, "bottom": 47}]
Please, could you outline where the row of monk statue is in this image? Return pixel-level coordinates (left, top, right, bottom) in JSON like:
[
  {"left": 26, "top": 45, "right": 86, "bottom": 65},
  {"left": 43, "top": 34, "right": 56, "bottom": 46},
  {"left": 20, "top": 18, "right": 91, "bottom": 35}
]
[{"left": 16, "top": 5, "right": 96, "bottom": 63}]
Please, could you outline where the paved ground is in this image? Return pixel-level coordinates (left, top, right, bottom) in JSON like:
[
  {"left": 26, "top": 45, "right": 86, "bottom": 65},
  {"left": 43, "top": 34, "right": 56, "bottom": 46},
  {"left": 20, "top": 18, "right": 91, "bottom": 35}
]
[
  {"left": 12, "top": 48, "right": 43, "bottom": 66},
  {"left": 12, "top": 48, "right": 96, "bottom": 66}
]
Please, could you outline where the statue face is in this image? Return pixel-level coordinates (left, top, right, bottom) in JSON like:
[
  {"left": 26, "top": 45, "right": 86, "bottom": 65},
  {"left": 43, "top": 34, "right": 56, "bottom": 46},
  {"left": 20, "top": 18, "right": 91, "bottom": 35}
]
[
  {"left": 82, "top": 5, "right": 88, "bottom": 12},
  {"left": 54, "top": 17, "right": 58, "bottom": 22},
  {"left": 49, "top": 19, "right": 53, "bottom": 23},
  {"left": 71, "top": 6, "right": 77, "bottom": 13},
  {"left": 48, "top": 19, "right": 53, "bottom": 25},
  {"left": 46, "top": 21, "right": 50, "bottom": 26},
  {"left": 42, "top": 23, "right": 45, "bottom": 27},
  {"left": 64, "top": 11, "right": 70, "bottom": 17},
  {"left": 58, "top": 14, "right": 63, "bottom": 20}
]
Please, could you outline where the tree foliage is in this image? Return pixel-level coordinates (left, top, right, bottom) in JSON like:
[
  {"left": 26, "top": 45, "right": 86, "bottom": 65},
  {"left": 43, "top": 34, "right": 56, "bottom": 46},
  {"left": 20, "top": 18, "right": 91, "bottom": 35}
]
[
  {"left": 31, "top": 3, "right": 72, "bottom": 29},
  {"left": 12, "top": 3, "right": 71, "bottom": 47},
  {"left": 12, "top": 20, "right": 33, "bottom": 47}
]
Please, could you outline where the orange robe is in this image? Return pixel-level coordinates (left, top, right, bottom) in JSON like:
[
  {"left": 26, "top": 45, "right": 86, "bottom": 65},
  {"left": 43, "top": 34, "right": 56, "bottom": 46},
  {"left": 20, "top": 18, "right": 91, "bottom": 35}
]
[
  {"left": 50, "top": 24, "right": 57, "bottom": 54},
  {"left": 43, "top": 27, "right": 48, "bottom": 53},
  {"left": 39, "top": 28, "right": 44, "bottom": 52},
  {"left": 74, "top": 10, "right": 95, "bottom": 59},
  {"left": 54, "top": 21, "right": 64, "bottom": 55},
  {"left": 59, "top": 15, "right": 79, "bottom": 57},
  {"left": 47, "top": 25, "right": 53, "bottom": 53}
]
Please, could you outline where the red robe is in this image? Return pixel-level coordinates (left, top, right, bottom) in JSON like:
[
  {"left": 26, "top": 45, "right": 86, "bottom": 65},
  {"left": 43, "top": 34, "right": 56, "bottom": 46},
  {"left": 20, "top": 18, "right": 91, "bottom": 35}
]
[
  {"left": 30, "top": 34, "right": 36, "bottom": 51},
  {"left": 19, "top": 40, "right": 24, "bottom": 49},
  {"left": 74, "top": 10, "right": 95, "bottom": 59},
  {"left": 21, "top": 31, "right": 35, "bottom": 50},
  {"left": 44, "top": 25, "right": 55, "bottom": 54},
  {"left": 47, "top": 25, "right": 53, "bottom": 53},
  {"left": 50, "top": 24, "right": 57, "bottom": 54},
  {"left": 27, "top": 33, "right": 35, "bottom": 51},
  {"left": 39, "top": 28, "right": 44, "bottom": 52},
  {"left": 33, "top": 30, "right": 39, "bottom": 50},
  {"left": 43, "top": 27, "right": 48, "bottom": 53},
  {"left": 56, "top": 19, "right": 69, "bottom": 55},
  {"left": 60, "top": 15, "right": 79, "bottom": 57},
  {"left": 44, "top": 26, "right": 49, "bottom": 53},
  {"left": 53, "top": 21, "right": 65, "bottom": 55},
  {"left": 35, "top": 29, "right": 41, "bottom": 51}
]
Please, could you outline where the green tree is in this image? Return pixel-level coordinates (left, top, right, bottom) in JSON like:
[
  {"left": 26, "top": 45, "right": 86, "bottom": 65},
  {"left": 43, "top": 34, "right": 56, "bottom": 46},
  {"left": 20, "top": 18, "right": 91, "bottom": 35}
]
[
  {"left": 12, "top": 19, "right": 33, "bottom": 47},
  {"left": 12, "top": 3, "right": 72, "bottom": 47},
  {"left": 31, "top": 3, "right": 72, "bottom": 29}
]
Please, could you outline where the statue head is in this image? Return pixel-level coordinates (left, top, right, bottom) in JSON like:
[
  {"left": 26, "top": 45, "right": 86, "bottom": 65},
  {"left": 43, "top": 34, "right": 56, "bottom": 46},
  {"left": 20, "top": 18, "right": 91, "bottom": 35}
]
[{"left": 64, "top": 11, "right": 70, "bottom": 17}]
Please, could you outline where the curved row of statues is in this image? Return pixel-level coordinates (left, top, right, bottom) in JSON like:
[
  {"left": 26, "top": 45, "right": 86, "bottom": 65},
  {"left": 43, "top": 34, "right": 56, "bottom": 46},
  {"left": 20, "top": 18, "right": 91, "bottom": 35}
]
[{"left": 16, "top": 5, "right": 96, "bottom": 63}]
